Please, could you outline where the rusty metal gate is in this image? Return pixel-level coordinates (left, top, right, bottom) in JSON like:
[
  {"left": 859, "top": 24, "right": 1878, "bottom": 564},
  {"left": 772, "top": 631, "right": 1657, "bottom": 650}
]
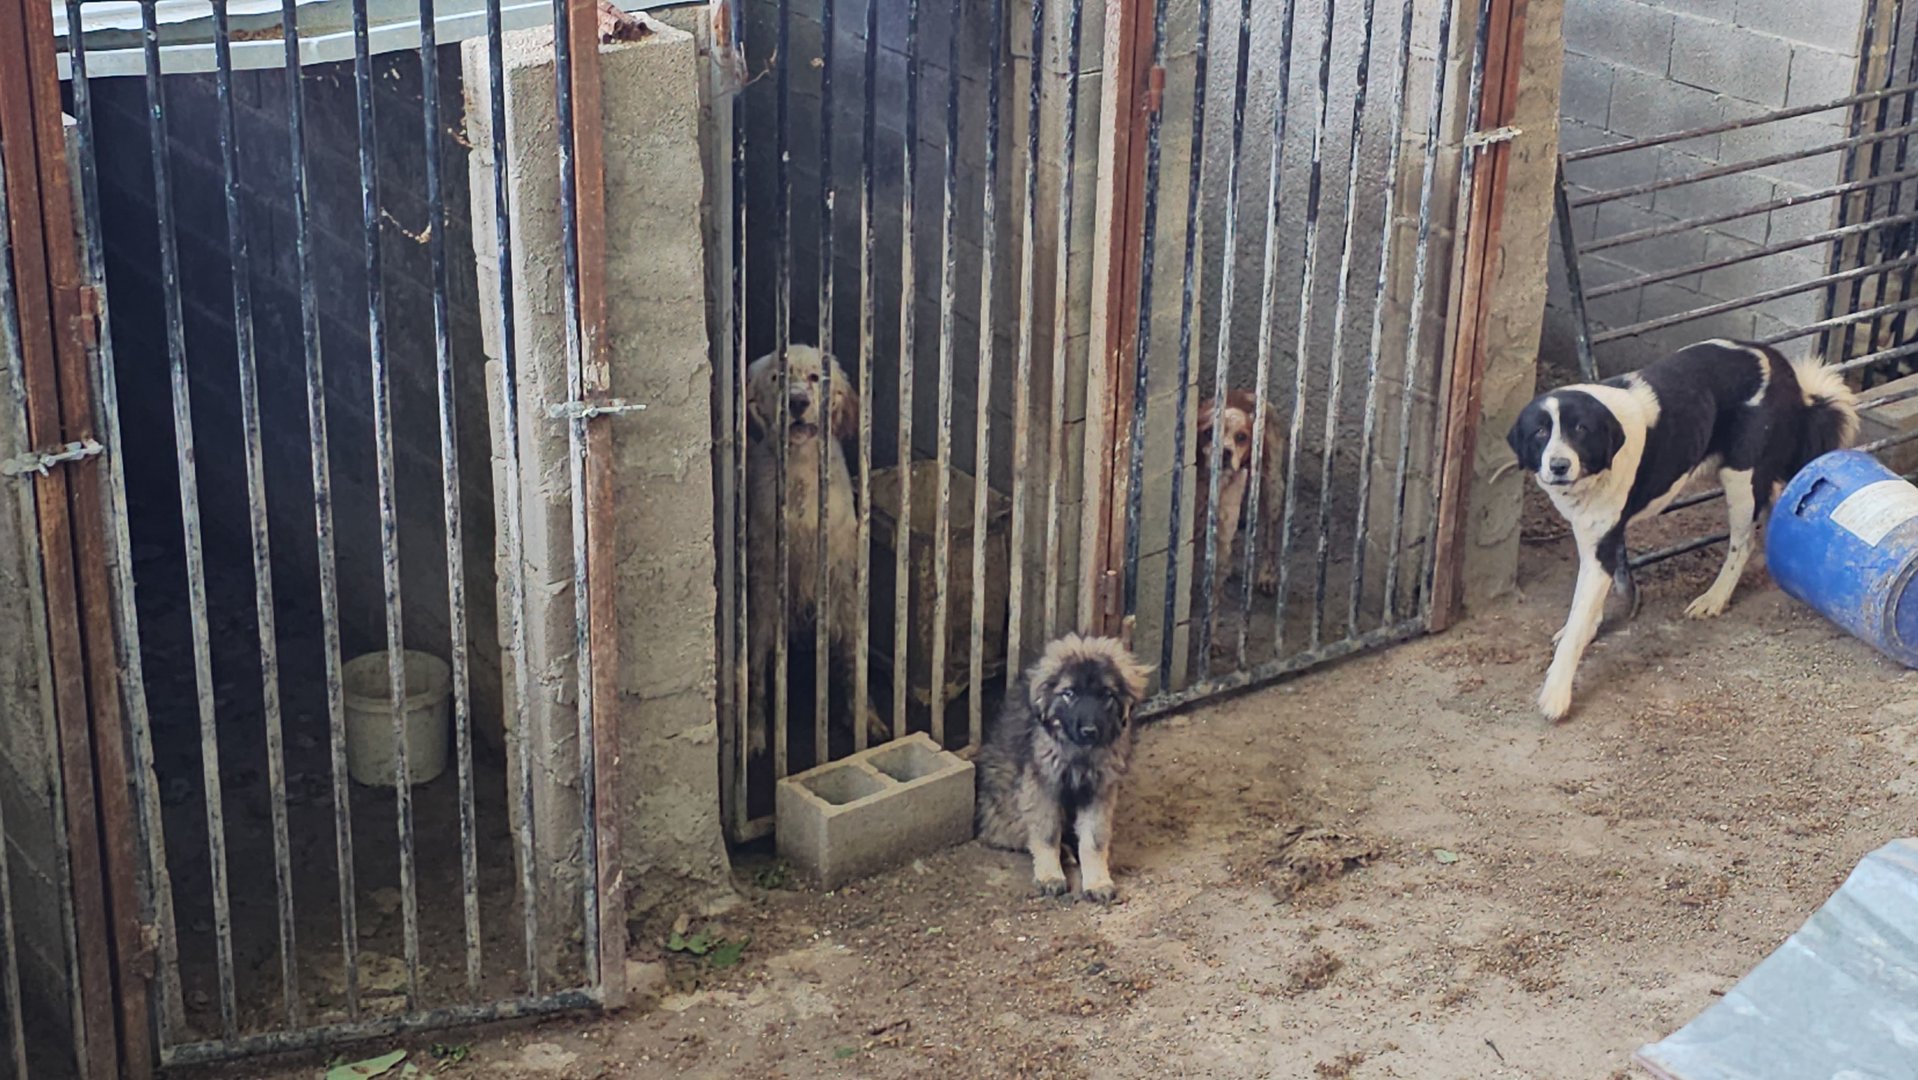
[
  {"left": 716, "top": 0, "right": 1527, "bottom": 836},
  {"left": 0, "top": 0, "right": 626, "bottom": 1069}
]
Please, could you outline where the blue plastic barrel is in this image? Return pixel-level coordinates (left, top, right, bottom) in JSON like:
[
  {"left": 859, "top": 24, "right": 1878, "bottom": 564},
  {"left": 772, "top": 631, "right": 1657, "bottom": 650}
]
[{"left": 1767, "top": 449, "right": 1918, "bottom": 668}]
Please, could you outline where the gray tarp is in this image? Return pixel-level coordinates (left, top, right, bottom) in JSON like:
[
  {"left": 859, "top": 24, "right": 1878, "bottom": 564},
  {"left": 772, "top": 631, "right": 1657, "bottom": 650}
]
[{"left": 1636, "top": 838, "right": 1918, "bottom": 1080}]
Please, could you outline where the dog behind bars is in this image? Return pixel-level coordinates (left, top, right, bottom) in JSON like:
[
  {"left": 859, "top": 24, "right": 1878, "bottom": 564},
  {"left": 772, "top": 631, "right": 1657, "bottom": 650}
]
[
  {"left": 743, "top": 345, "right": 887, "bottom": 759},
  {"left": 975, "top": 634, "right": 1150, "bottom": 903}
]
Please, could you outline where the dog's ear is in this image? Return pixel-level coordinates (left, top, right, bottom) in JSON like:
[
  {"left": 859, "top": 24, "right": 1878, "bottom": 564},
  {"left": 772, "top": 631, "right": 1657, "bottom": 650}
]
[
  {"left": 1506, "top": 405, "right": 1541, "bottom": 473},
  {"left": 828, "top": 360, "right": 859, "bottom": 439},
  {"left": 1196, "top": 400, "right": 1216, "bottom": 464},
  {"left": 1590, "top": 405, "right": 1627, "bottom": 473},
  {"left": 744, "top": 355, "right": 773, "bottom": 443},
  {"left": 746, "top": 383, "right": 769, "bottom": 443}
]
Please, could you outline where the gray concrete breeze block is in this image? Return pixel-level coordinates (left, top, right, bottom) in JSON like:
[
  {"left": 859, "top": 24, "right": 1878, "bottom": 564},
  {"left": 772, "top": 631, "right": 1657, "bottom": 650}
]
[
  {"left": 1565, "top": 0, "right": 1676, "bottom": 78},
  {"left": 1670, "top": 14, "right": 1793, "bottom": 107},
  {"left": 776, "top": 732, "right": 975, "bottom": 889}
]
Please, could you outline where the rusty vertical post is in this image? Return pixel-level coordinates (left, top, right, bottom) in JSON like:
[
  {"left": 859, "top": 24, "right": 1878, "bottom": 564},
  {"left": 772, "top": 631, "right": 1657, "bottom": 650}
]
[
  {"left": 1085, "top": 0, "right": 1156, "bottom": 641},
  {"left": 0, "top": 0, "right": 150, "bottom": 1072},
  {"left": 1427, "top": 0, "right": 1529, "bottom": 631},
  {"left": 562, "top": 0, "right": 627, "bottom": 1006}
]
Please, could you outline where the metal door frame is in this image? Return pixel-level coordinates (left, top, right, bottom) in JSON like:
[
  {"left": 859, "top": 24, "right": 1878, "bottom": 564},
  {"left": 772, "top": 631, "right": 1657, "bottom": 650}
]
[
  {"left": 2, "top": 0, "right": 630, "bottom": 1067},
  {"left": 1082, "top": 0, "right": 1535, "bottom": 706},
  {"left": 0, "top": 0, "right": 149, "bottom": 1072}
]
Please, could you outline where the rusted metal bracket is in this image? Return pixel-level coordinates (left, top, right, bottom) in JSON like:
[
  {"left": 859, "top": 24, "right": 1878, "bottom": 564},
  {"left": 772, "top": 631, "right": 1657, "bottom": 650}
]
[
  {"left": 74, "top": 282, "right": 104, "bottom": 349},
  {"left": 546, "top": 399, "right": 647, "bottom": 421},
  {"left": 1, "top": 437, "right": 105, "bottom": 478}
]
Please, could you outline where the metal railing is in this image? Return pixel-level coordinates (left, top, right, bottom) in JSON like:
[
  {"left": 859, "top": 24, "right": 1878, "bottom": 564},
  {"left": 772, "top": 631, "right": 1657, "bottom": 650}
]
[{"left": 1556, "top": 41, "right": 1918, "bottom": 571}]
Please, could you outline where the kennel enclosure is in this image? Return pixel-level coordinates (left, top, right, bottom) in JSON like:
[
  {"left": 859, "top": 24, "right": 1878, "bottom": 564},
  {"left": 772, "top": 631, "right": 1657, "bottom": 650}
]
[
  {"left": 0, "top": 0, "right": 1540, "bottom": 1073},
  {"left": 713, "top": 0, "right": 1534, "bottom": 838}
]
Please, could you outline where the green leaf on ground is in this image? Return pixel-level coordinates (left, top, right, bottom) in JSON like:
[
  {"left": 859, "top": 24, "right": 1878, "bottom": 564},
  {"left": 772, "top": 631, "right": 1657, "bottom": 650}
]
[{"left": 709, "top": 936, "right": 750, "bottom": 969}]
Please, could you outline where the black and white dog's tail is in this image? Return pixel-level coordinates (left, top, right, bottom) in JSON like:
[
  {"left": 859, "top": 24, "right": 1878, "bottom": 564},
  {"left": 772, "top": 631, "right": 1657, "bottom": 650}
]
[{"left": 1789, "top": 356, "right": 1861, "bottom": 466}]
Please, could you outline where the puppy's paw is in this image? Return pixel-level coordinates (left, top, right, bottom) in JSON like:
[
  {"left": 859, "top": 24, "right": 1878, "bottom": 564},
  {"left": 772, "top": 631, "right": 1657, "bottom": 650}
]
[
  {"left": 1537, "top": 678, "right": 1573, "bottom": 723},
  {"left": 1254, "top": 564, "right": 1279, "bottom": 596},
  {"left": 1684, "top": 590, "right": 1730, "bottom": 620},
  {"left": 747, "top": 720, "right": 769, "bottom": 757},
  {"left": 1081, "top": 883, "right": 1118, "bottom": 905},
  {"left": 1034, "top": 875, "right": 1071, "bottom": 898}
]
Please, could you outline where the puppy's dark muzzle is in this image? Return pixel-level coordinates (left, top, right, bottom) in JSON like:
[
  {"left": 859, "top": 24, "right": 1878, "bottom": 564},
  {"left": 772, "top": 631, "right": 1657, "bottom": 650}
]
[{"left": 1065, "top": 723, "right": 1103, "bottom": 747}]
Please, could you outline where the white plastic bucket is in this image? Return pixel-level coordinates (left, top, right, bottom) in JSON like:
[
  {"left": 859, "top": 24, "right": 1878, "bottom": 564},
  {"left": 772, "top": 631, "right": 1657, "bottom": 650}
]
[{"left": 341, "top": 650, "right": 451, "bottom": 788}]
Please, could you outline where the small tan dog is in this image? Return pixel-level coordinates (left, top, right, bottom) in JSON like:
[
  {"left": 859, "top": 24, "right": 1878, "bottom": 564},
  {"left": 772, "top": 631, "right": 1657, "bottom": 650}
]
[
  {"left": 1193, "top": 389, "right": 1287, "bottom": 597},
  {"left": 744, "top": 345, "right": 886, "bottom": 756}
]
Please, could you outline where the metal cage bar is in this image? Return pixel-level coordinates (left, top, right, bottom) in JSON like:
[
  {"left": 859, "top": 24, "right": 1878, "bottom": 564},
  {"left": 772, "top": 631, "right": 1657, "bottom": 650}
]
[
  {"left": 139, "top": 0, "right": 242, "bottom": 1036},
  {"left": 208, "top": 0, "right": 301, "bottom": 1025},
  {"left": 969, "top": 0, "right": 1007, "bottom": 749},
  {"left": 1234, "top": 0, "right": 1301, "bottom": 671},
  {"left": 345, "top": 0, "right": 425, "bottom": 1007},
  {"left": 0, "top": 116, "right": 38, "bottom": 1080}
]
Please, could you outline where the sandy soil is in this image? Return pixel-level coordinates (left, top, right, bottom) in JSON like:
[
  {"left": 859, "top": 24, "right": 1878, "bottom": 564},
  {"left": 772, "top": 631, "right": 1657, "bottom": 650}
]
[{"left": 246, "top": 511, "right": 1918, "bottom": 1080}]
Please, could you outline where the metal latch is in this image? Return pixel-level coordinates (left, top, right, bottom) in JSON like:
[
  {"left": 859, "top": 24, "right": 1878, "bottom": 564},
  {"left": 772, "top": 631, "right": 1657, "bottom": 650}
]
[
  {"left": 1465, "top": 125, "right": 1522, "bottom": 149},
  {"left": 1, "top": 438, "right": 105, "bottom": 478},
  {"left": 547, "top": 399, "right": 648, "bottom": 421}
]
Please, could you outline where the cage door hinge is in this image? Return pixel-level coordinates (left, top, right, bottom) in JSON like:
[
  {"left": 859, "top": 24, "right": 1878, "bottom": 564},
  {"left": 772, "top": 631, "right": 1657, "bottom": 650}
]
[
  {"left": 547, "top": 399, "right": 648, "bottom": 421},
  {"left": 1100, "top": 568, "right": 1122, "bottom": 621},
  {"left": 1465, "top": 125, "right": 1522, "bottom": 149},
  {"left": 1, "top": 438, "right": 106, "bottom": 479},
  {"left": 76, "top": 282, "right": 104, "bottom": 350}
]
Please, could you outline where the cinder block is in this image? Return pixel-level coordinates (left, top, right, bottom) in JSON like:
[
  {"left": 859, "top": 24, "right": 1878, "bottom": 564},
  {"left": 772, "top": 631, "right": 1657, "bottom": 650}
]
[
  {"left": 1718, "top": 104, "right": 1846, "bottom": 190},
  {"left": 1653, "top": 148, "right": 1775, "bottom": 244},
  {"left": 1786, "top": 46, "right": 1858, "bottom": 109},
  {"left": 776, "top": 732, "right": 975, "bottom": 889},
  {"left": 1671, "top": 14, "right": 1793, "bottom": 107},
  {"left": 1564, "top": 0, "right": 1675, "bottom": 77},
  {"left": 1736, "top": 0, "right": 1864, "bottom": 55},
  {"left": 1561, "top": 52, "right": 1615, "bottom": 128},
  {"left": 1608, "top": 66, "right": 1724, "bottom": 158}
]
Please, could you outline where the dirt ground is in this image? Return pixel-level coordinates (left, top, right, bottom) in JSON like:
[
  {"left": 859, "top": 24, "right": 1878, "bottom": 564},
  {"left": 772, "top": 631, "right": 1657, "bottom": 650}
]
[{"left": 250, "top": 510, "right": 1918, "bottom": 1080}]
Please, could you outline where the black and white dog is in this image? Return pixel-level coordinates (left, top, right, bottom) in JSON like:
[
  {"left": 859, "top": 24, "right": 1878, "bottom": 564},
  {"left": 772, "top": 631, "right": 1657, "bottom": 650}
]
[{"left": 1507, "top": 339, "right": 1859, "bottom": 722}]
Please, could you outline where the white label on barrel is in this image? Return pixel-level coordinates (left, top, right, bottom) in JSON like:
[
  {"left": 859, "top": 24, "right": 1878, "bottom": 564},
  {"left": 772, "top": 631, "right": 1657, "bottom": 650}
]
[{"left": 1830, "top": 479, "right": 1918, "bottom": 546}]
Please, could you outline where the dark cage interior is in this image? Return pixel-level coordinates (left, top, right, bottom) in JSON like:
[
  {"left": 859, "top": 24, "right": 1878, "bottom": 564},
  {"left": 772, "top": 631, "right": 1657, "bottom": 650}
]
[
  {"left": 728, "top": 0, "right": 1028, "bottom": 817},
  {"left": 67, "top": 40, "right": 552, "bottom": 1046}
]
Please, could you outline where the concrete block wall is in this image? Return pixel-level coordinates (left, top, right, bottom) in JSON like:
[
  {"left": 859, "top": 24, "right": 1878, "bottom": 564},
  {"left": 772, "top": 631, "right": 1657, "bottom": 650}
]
[
  {"left": 1552, "top": 0, "right": 1869, "bottom": 370},
  {"left": 82, "top": 52, "right": 504, "bottom": 749}
]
